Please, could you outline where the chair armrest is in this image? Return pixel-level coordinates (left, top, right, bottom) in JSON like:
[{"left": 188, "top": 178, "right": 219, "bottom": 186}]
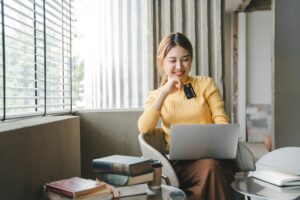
[
  {"left": 234, "top": 142, "right": 256, "bottom": 172},
  {"left": 138, "top": 133, "right": 180, "bottom": 187}
]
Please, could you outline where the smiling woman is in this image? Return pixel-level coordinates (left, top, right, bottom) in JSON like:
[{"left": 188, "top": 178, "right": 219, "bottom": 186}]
[{"left": 138, "top": 32, "right": 233, "bottom": 200}]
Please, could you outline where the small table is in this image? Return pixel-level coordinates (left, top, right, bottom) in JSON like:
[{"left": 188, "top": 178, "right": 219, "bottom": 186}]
[
  {"left": 120, "top": 184, "right": 187, "bottom": 200},
  {"left": 231, "top": 177, "right": 300, "bottom": 200}
]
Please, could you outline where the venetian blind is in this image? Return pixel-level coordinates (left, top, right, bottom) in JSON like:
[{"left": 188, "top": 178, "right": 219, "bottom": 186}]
[
  {"left": 0, "top": 0, "right": 74, "bottom": 120},
  {"left": 147, "top": 0, "right": 224, "bottom": 94}
]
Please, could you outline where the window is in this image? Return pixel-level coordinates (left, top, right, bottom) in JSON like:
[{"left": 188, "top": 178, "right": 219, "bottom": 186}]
[
  {"left": 0, "top": 0, "right": 224, "bottom": 119},
  {"left": 73, "top": 0, "right": 148, "bottom": 110},
  {"left": 0, "top": 0, "right": 74, "bottom": 120}
]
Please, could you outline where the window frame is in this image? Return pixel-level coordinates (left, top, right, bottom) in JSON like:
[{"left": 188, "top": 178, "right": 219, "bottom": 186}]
[{"left": 0, "top": 0, "right": 74, "bottom": 121}]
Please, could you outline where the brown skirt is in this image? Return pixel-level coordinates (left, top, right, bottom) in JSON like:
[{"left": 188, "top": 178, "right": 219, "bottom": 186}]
[{"left": 172, "top": 159, "right": 236, "bottom": 200}]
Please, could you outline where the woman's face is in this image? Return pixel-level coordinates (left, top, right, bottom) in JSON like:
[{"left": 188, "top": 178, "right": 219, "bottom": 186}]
[{"left": 163, "top": 45, "right": 192, "bottom": 80}]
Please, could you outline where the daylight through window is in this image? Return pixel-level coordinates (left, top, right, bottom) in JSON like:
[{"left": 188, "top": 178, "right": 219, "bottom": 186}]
[
  {"left": 0, "top": 0, "right": 74, "bottom": 120},
  {"left": 73, "top": 0, "right": 148, "bottom": 110}
]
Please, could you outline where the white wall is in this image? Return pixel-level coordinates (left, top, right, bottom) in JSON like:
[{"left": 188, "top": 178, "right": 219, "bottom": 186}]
[
  {"left": 246, "top": 11, "right": 272, "bottom": 104},
  {"left": 237, "top": 11, "right": 272, "bottom": 142}
]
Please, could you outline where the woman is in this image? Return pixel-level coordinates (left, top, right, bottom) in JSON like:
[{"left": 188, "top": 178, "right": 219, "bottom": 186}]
[{"left": 138, "top": 32, "right": 236, "bottom": 200}]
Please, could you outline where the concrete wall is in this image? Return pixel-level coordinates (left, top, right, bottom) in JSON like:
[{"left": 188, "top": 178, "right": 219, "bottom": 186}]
[
  {"left": 0, "top": 110, "right": 143, "bottom": 199},
  {"left": 274, "top": 0, "right": 300, "bottom": 148},
  {"left": 223, "top": 13, "right": 232, "bottom": 120},
  {"left": 0, "top": 116, "right": 80, "bottom": 200},
  {"left": 76, "top": 110, "right": 143, "bottom": 179}
]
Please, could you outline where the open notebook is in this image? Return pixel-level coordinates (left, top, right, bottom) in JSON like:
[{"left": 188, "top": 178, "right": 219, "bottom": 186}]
[{"left": 251, "top": 170, "right": 300, "bottom": 187}]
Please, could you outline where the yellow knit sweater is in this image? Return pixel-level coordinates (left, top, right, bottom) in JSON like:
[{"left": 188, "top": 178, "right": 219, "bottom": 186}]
[{"left": 138, "top": 76, "right": 229, "bottom": 147}]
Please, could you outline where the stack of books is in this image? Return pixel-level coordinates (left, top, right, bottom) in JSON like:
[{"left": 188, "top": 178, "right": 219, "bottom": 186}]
[
  {"left": 44, "top": 177, "right": 113, "bottom": 200},
  {"left": 92, "top": 155, "right": 154, "bottom": 198}
]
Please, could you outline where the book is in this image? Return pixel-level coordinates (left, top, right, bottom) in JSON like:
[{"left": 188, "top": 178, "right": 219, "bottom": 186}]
[
  {"left": 97, "top": 171, "right": 154, "bottom": 186},
  {"left": 253, "top": 178, "right": 300, "bottom": 192},
  {"left": 112, "top": 183, "right": 147, "bottom": 198},
  {"left": 45, "top": 177, "right": 107, "bottom": 198},
  {"left": 76, "top": 187, "right": 112, "bottom": 200},
  {"left": 92, "top": 155, "right": 153, "bottom": 176},
  {"left": 251, "top": 170, "right": 300, "bottom": 187},
  {"left": 47, "top": 188, "right": 113, "bottom": 200},
  {"left": 251, "top": 178, "right": 300, "bottom": 199}
]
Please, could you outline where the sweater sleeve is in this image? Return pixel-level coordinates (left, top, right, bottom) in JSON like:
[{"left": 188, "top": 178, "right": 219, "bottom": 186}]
[
  {"left": 137, "top": 90, "right": 161, "bottom": 133},
  {"left": 204, "top": 78, "right": 229, "bottom": 124}
]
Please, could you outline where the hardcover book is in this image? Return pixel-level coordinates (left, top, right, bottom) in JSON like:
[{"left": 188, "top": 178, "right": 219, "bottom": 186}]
[
  {"left": 45, "top": 177, "right": 107, "bottom": 198},
  {"left": 251, "top": 170, "right": 300, "bottom": 187},
  {"left": 47, "top": 188, "right": 113, "bottom": 200},
  {"left": 92, "top": 155, "right": 153, "bottom": 176},
  {"left": 112, "top": 183, "right": 148, "bottom": 198},
  {"left": 97, "top": 171, "right": 154, "bottom": 186}
]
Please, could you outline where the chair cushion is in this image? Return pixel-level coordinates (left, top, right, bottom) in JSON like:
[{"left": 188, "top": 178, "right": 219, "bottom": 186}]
[{"left": 234, "top": 142, "right": 256, "bottom": 172}]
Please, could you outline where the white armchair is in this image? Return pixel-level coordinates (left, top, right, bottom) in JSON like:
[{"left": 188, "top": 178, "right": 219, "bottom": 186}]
[
  {"left": 138, "top": 128, "right": 179, "bottom": 187},
  {"left": 255, "top": 147, "right": 300, "bottom": 174}
]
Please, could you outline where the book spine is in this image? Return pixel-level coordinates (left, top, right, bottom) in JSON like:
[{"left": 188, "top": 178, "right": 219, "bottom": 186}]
[
  {"left": 131, "top": 163, "right": 153, "bottom": 176},
  {"left": 45, "top": 186, "right": 74, "bottom": 198},
  {"left": 113, "top": 184, "right": 147, "bottom": 198},
  {"left": 93, "top": 162, "right": 131, "bottom": 175},
  {"left": 98, "top": 174, "right": 128, "bottom": 186}
]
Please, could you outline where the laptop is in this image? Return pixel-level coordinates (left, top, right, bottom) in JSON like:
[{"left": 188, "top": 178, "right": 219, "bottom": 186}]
[{"left": 169, "top": 124, "right": 239, "bottom": 160}]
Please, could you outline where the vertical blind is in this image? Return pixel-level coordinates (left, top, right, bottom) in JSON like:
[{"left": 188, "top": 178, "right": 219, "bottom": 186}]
[
  {"left": 80, "top": 0, "right": 148, "bottom": 109},
  {"left": 147, "top": 0, "right": 224, "bottom": 94},
  {"left": 78, "top": 0, "right": 223, "bottom": 109},
  {"left": 0, "top": 0, "right": 73, "bottom": 120}
]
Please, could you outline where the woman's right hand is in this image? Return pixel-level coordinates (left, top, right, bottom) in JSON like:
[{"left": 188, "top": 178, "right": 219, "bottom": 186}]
[
  {"left": 151, "top": 78, "right": 183, "bottom": 111},
  {"left": 162, "top": 78, "right": 183, "bottom": 96}
]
